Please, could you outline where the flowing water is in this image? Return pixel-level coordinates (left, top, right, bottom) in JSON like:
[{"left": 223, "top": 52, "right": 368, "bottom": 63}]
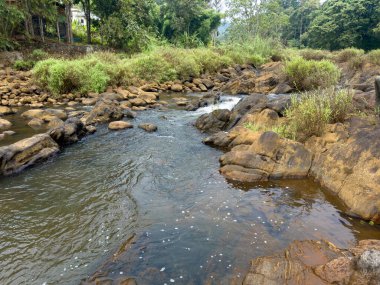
[{"left": 0, "top": 95, "right": 379, "bottom": 285}]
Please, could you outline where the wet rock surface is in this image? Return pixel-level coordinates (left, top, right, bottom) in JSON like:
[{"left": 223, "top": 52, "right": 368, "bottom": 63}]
[
  {"left": 138, "top": 123, "right": 158, "bottom": 132},
  {"left": 243, "top": 239, "right": 380, "bottom": 285},
  {"left": 198, "top": 93, "right": 380, "bottom": 223},
  {"left": 0, "top": 133, "right": 59, "bottom": 175}
]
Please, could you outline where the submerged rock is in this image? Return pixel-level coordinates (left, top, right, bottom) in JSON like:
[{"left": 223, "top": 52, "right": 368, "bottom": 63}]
[
  {"left": 138, "top": 123, "right": 157, "bottom": 132},
  {"left": 0, "top": 118, "right": 12, "bottom": 131},
  {"left": 0, "top": 134, "right": 59, "bottom": 175},
  {"left": 243, "top": 239, "right": 380, "bottom": 285},
  {"left": 0, "top": 106, "right": 14, "bottom": 116},
  {"left": 49, "top": 118, "right": 87, "bottom": 146}
]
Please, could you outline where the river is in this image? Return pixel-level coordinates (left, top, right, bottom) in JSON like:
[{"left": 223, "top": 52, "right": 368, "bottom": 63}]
[{"left": 0, "top": 95, "right": 379, "bottom": 285}]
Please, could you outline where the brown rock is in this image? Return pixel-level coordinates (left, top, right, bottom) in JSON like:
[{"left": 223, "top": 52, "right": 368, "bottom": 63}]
[
  {"left": 0, "top": 119, "right": 12, "bottom": 131},
  {"left": 171, "top": 84, "right": 183, "bottom": 92},
  {"left": 0, "top": 106, "right": 14, "bottom": 116},
  {"left": 195, "top": 109, "right": 232, "bottom": 133},
  {"left": 0, "top": 134, "right": 59, "bottom": 176},
  {"left": 243, "top": 239, "right": 380, "bottom": 285},
  {"left": 82, "top": 99, "right": 124, "bottom": 125},
  {"left": 82, "top": 98, "right": 97, "bottom": 106},
  {"left": 108, "top": 121, "right": 133, "bottom": 130},
  {"left": 138, "top": 123, "right": 157, "bottom": 132}
]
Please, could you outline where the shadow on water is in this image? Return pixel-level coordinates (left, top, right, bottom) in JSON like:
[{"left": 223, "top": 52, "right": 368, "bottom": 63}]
[{"left": 0, "top": 96, "right": 379, "bottom": 285}]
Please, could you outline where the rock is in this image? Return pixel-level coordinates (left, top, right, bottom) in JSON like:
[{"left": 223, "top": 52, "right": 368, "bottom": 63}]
[
  {"left": 375, "top": 76, "right": 380, "bottom": 106},
  {"left": 0, "top": 106, "right": 14, "bottom": 116},
  {"left": 201, "top": 79, "right": 215, "bottom": 89},
  {"left": 47, "top": 117, "right": 65, "bottom": 129},
  {"left": 306, "top": 122, "right": 380, "bottom": 223},
  {"left": 82, "top": 99, "right": 124, "bottom": 125},
  {"left": 108, "top": 121, "right": 133, "bottom": 130},
  {"left": 0, "top": 134, "right": 4, "bottom": 140},
  {"left": 21, "top": 109, "right": 67, "bottom": 121},
  {"left": 221, "top": 72, "right": 257, "bottom": 95},
  {"left": 129, "top": 98, "right": 146, "bottom": 107},
  {"left": 237, "top": 108, "right": 279, "bottom": 128},
  {"left": 271, "top": 83, "right": 293, "bottom": 94},
  {"left": 0, "top": 119, "right": 12, "bottom": 131},
  {"left": 198, "top": 83, "right": 208, "bottom": 92},
  {"left": 138, "top": 123, "right": 158, "bottom": 132},
  {"left": 86, "top": 125, "right": 97, "bottom": 134},
  {"left": 120, "top": 101, "right": 132, "bottom": 109},
  {"left": 195, "top": 109, "right": 232, "bottom": 133},
  {"left": 82, "top": 98, "right": 97, "bottom": 106},
  {"left": 0, "top": 134, "right": 59, "bottom": 176},
  {"left": 100, "top": 92, "right": 124, "bottom": 101},
  {"left": 220, "top": 132, "right": 312, "bottom": 182},
  {"left": 3, "top": 130, "right": 15, "bottom": 136},
  {"left": 243, "top": 239, "right": 380, "bottom": 285},
  {"left": 171, "top": 84, "right": 183, "bottom": 92},
  {"left": 49, "top": 118, "right": 87, "bottom": 146},
  {"left": 28, "top": 118, "right": 45, "bottom": 129}
]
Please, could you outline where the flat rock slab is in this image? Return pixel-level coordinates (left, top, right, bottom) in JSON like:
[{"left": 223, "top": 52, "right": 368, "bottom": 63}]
[{"left": 243, "top": 239, "right": 380, "bottom": 285}]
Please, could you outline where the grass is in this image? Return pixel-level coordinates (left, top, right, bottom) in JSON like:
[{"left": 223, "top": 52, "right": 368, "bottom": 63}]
[
  {"left": 285, "top": 57, "right": 341, "bottom": 91},
  {"left": 244, "top": 122, "right": 293, "bottom": 139},
  {"left": 334, "top": 48, "right": 365, "bottom": 63},
  {"left": 284, "top": 88, "right": 354, "bottom": 141},
  {"left": 14, "top": 49, "right": 49, "bottom": 71},
  {"left": 32, "top": 40, "right": 279, "bottom": 95},
  {"left": 299, "top": 48, "right": 332, "bottom": 61},
  {"left": 366, "top": 50, "right": 380, "bottom": 65}
]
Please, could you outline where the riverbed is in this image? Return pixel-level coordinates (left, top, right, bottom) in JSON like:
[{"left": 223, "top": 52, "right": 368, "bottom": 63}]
[{"left": 0, "top": 95, "right": 379, "bottom": 285}]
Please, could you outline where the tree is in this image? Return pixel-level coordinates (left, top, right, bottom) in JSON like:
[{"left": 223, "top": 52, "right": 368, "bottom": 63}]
[{"left": 303, "top": 0, "right": 380, "bottom": 50}]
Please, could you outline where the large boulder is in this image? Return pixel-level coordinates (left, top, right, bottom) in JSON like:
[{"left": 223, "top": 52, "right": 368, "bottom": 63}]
[
  {"left": 243, "top": 239, "right": 380, "bottom": 285},
  {"left": 195, "top": 109, "right": 232, "bottom": 133},
  {"left": 82, "top": 99, "right": 124, "bottom": 125},
  {"left": 0, "top": 134, "right": 59, "bottom": 175},
  {"left": 306, "top": 121, "right": 380, "bottom": 223},
  {"left": 49, "top": 118, "right": 87, "bottom": 146},
  {"left": 220, "top": 131, "right": 312, "bottom": 182}
]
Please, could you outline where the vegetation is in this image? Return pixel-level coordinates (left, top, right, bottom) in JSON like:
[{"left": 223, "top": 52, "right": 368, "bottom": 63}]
[
  {"left": 284, "top": 57, "right": 341, "bottom": 91},
  {"left": 13, "top": 49, "right": 49, "bottom": 71},
  {"left": 284, "top": 89, "right": 354, "bottom": 141},
  {"left": 32, "top": 43, "right": 277, "bottom": 95}
]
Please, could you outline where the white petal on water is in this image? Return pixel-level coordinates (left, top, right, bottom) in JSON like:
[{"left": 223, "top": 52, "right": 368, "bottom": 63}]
[
  {"left": 170, "top": 279, "right": 175, "bottom": 282},
  {"left": 160, "top": 267, "right": 166, "bottom": 272},
  {"left": 120, "top": 272, "right": 123, "bottom": 275}
]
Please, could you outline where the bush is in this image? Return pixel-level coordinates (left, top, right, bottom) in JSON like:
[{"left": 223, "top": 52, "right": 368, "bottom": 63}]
[
  {"left": 366, "top": 50, "right": 380, "bottom": 65},
  {"left": 14, "top": 60, "right": 35, "bottom": 71},
  {"left": 30, "top": 49, "right": 48, "bottom": 61},
  {"left": 285, "top": 88, "right": 354, "bottom": 141},
  {"left": 335, "top": 48, "right": 365, "bottom": 63},
  {"left": 285, "top": 57, "right": 341, "bottom": 90},
  {"left": 33, "top": 58, "right": 110, "bottom": 96},
  {"left": 299, "top": 48, "right": 332, "bottom": 61}
]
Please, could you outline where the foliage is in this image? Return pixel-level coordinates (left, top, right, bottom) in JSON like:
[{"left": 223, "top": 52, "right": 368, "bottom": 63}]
[
  {"left": 14, "top": 60, "right": 35, "bottom": 71},
  {"left": 285, "top": 57, "right": 341, "bottom": 90},
  {"left": 334, "top": 48, "right": 365, "bottom": 63},
  {"left": 13, "top": 49, "right": 49, "bottom": 71},
  {"left": 32, "top": 43, "right": 276, "bottom": 95},
  {"left": 366, "top": 50, "right": 380, "bottom": 65},
  {"left": 303, "top": 0, "right": 380, "bottom": 50},
  {"left": 0, "top": 0, "right": 24, "bottom": 50},
  {"left": 299, "top": 48, "right": 332, "bottom": 61},
  {"left": 285, "top": 88, "right": 354, "bottom": 141}
]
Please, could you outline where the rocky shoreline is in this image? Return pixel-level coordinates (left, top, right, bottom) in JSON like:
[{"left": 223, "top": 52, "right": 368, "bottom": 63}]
[{"left": 195, "top": 91, "right": 380, "bottom": 224}]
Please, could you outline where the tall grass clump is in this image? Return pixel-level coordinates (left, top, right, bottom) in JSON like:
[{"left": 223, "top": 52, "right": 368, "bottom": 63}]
[
  {"left": 285, "top": 88, "right": 354, "bottom": 141},
  {"left": 33, "top": 57, "right": 111, "bottom": 95},
  {"left": 285, "top": 57, "right": 341, "bottom": 91},
  {"left": 334, "top": 48, "right": 365, "bottom": 63},
  {"left": 299, "top": 48, "right": 332, "bottom": 61},
  {"left": 366, "top": 49, "right": 380, "bottom": 65}
]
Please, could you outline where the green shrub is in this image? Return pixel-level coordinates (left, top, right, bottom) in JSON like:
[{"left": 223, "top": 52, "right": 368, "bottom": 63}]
[
  {"left": 285, "top": 88, "right": 354, "bottom": 141},
  {"left": 335, "top": 48, "right": 365, "bottom": 63},
  {"left": 299, "top": 48, "right": 332, "bottom": 61},
  {"left": 285, "top": 57, "right": 341, "bottom": 90},
  {"left": 33, "top": 58, "right": 110, "bottom": 96},
  {"left": 14, "top": 60, "right": 35, "bottom": 71},
  {"left": 366, "top": 49, "right": 380, "bottom": 65},
  {"left": 30, "top": 49, "right": 48, "bottom": 61}
]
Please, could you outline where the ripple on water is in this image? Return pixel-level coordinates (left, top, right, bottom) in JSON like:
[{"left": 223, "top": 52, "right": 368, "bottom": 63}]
[{"left": 0, "top": 105, "right": 379, "bottom": 285}]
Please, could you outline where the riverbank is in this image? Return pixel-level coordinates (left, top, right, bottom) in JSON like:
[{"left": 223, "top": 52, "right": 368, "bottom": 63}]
[{"left": 0, "top": 48, "right": 380, "bottom": 284}]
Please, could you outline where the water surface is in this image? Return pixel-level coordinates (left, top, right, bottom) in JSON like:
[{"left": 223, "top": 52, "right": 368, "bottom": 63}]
[{"left": 0, "top": 96, "right": 379, "bottom": 285}]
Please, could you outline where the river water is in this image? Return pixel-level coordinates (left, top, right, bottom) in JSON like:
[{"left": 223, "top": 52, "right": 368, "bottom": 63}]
[{"left": 0, "top": 95, "right": 379, "bottom": 285}]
